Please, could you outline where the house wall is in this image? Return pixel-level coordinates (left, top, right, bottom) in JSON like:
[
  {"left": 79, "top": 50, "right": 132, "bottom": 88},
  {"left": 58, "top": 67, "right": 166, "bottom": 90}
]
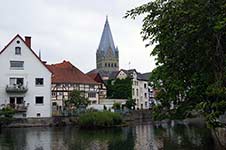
[
  {"left": 0, "top": 36, "right": 52, "bottom": 118},
  {"left": 116, "top": 70, "right": 149, "bottom": 110},
  {"left": 51, "top": 83, "right": 100, "bottom": 109},
  {"left": 132, "top": 79, "right": 149, "bottom": 110}
]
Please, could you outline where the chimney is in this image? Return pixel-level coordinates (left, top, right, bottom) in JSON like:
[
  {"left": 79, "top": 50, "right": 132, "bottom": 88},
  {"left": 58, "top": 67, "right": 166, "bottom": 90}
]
[{"left": 25, "top": 36, "right": 31, "bottom": 48}]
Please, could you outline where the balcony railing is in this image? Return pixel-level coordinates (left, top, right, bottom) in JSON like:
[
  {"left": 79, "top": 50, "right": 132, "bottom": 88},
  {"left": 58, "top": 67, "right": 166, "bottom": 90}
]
[
  {"left": 5, "top": 84, "right": 28, "bottom": 93},
  {"left": 9, "top": 103, "right": 28, "bottom": 112}
]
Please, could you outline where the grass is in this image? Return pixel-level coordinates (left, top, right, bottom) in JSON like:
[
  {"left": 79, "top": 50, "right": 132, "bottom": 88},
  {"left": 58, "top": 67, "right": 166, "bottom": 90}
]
[{"left": 78, "top": 111, "right": 123, "bottom": 129}]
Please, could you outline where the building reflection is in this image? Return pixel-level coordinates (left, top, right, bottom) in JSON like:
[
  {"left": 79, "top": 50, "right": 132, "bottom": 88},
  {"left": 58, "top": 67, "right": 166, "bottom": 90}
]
[
  {"left": 0, "top": 122, "right": 218, "bottom": 150},
  {"left": 134, "top": 122, "right": 159, "bottom": 150}
]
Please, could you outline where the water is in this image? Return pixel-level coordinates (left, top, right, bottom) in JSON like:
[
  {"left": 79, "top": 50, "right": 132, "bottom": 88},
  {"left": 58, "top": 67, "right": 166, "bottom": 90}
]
[{"left": 0, "top": 121, "right": 218, "bottom": 150}]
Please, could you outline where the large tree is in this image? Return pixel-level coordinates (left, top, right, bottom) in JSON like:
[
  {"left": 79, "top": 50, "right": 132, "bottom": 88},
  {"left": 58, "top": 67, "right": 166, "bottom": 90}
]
[
  {"left": 125, "top": 0, "right": 226, "bottom": 127},
  {"left": 107, "top": 78, "right": 132, "bottom": 99},
  {"left": 66, "top": 90, "right": 89, "bottom": 109}
]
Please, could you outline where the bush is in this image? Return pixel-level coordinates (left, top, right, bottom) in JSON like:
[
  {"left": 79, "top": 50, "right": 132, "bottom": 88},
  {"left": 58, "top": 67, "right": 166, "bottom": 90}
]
[
  {"left": 0, "top": 107, "right": 16, "bottom": 118},
  {"left": 113, "top": 103, "right": 121, "bottom": 110},
  {"left": 78, "top": 111, "right": 122, "bottom": 128}
]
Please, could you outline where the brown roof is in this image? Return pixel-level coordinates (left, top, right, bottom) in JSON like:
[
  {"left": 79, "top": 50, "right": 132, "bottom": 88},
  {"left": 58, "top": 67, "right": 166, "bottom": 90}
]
[
  {"left": 46, "top": 61, "right": 98, "bottom": 84},
  {"left": 87, "top": 73, "right": 105, "bottom": 84},
  {"left": 0, "top": 34, "right": 52, "bottom": 73}
]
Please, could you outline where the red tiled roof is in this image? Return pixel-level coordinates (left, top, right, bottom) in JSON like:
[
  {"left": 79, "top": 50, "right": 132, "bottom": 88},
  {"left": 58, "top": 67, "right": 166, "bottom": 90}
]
[
  {"left": 46, "top": 61, "right": 99, "bottom": 84},
  {"left": 87, "top": 73, "right": 105, "bottom": 84}
]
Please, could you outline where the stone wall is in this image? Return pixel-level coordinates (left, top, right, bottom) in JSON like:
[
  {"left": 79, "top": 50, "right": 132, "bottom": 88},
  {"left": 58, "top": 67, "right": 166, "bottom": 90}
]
[
  {"left": 1, "top": 110, "right": 151, "bottom": 128},
  {"left": 123, "top": 110, "right": 152, "bottom": 122},
  {"left": 1, "top": 110, "right": 152, "bottom": 128},
  {"left": 213, "top": 128, "right": 226, "bottom": 149},
  {"left": 1, "top": 117, "right": 79, "bottom": 128}
]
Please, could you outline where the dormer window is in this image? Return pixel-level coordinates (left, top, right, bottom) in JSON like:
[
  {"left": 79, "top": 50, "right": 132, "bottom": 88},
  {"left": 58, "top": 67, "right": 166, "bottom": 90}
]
[{"left": 15, "top": 47, "right": 21, "bottom": 55}]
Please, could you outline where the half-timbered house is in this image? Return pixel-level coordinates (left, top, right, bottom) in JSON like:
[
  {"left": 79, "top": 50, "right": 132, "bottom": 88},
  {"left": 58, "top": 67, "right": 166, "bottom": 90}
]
[
  {"left": 46, "top": 61, "right": 100, "bottom": 110},
  {"left": 87, "top": 72, "right": 107, "bottom": 99}
]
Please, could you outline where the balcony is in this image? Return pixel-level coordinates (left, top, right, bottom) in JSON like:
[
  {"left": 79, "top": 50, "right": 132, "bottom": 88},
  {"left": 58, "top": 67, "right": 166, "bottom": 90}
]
[
  {"left": 6, "top": 84, "right": 28, "bottom": 93},
  {"left": 9, "top": 103, "right": 28, "bottom": 112}
]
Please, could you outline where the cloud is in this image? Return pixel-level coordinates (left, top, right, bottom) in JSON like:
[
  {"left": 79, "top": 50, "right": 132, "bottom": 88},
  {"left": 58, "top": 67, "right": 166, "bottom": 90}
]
[{"left": 0, "top": 0, "right": 155, "bottom": 73}]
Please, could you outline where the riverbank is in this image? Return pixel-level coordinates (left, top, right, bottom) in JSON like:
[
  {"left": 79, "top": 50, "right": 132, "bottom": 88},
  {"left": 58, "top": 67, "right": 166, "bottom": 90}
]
[{"left": 0, "top": 110, "right": 152, "bottom": 128}]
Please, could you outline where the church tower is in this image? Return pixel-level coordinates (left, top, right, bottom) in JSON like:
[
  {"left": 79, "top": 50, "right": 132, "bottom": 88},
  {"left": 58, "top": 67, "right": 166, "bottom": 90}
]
[{"left": 96, "top": 17, "right": 119, "bottom": 74}]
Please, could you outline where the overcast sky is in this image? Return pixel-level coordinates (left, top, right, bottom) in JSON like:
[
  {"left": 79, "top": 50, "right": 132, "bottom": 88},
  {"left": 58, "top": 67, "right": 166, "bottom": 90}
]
[{"left": 0, "top": 0, "right": 155, "bottom": 73}]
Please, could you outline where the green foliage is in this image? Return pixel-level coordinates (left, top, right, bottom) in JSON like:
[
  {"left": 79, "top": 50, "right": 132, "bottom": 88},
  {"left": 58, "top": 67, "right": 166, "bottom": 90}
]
[
  {"left": 113, "top": 103, "right": 121, "bottom": 110},
  {"left": 66, "top": 90, "right": 89, "bottom": 108},
  {"left": 107, "top": 78, "right": 132, "bottom": 99},
  {"left": 0, "top": 107, "right": 16, "bottom": 118},
  {"left": 78, "top": 111, "right": 122, "bottom": 128},
  {"left": 126, "top": 0, "right": 226, "bottom": 127},
  {"left": 125, "top": 98, "right": 136, "bottom": 110}
]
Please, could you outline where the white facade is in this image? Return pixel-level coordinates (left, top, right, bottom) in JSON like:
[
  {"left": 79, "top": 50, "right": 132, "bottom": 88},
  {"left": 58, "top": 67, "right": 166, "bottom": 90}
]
[
  {"left": 0, "top": 35, "right": 52, "bottom": 118},
  {"left": 116, "top": 70, "right": 149, "bottom": 110}
]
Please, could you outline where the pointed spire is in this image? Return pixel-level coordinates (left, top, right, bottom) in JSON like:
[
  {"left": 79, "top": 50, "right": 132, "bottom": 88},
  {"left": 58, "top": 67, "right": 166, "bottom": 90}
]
[{"left": 98, "top": 16, "right": 116, "bottom": 53}]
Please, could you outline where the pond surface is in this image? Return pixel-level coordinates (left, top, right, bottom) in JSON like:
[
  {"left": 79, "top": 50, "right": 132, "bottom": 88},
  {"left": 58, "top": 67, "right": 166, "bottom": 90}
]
[{"left": 0, "top": 121, "right": 218, "bottom": 150}]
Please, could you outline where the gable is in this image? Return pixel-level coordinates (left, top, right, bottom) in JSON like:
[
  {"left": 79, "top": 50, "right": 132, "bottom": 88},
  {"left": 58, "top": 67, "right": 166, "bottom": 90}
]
[
  {"left": 0, "top": 34, "right": 51, "bottom": 74},
  {"left": 116, "top": 70, "right": 128, "bottom": 79}
]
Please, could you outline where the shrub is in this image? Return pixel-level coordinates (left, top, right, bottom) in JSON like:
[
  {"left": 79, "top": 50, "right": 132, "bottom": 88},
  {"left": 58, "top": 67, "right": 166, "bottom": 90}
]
[
  {"left": 78, "top": 111, "right": 122, "bottom": 128},
  {"left": 0, "top": 107, "right": 16, "bottom": 118},
  {"left": 113, "top": 103, "right": 121, "bottom": 110}
]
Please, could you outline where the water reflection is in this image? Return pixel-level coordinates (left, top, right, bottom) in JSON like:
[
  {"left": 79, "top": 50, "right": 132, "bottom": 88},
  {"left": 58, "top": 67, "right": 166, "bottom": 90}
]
[{"left": 0, "top": 122, "right": 217, "bottom": 150}]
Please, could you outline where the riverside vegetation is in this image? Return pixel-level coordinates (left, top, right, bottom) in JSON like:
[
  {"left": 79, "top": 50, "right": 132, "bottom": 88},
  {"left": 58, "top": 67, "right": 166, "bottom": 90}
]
[{"left": 78, "top": 111, "right": 123, "bottom": 129}]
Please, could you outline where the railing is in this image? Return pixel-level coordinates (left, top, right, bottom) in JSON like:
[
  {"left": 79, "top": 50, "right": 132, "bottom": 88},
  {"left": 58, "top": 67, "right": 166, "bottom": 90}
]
[
  {"left": 5, "top": 84, "right": 28, "bottom": 93},
  {"left": 9, "top": 103, "right": 28, "bottom": 112}
]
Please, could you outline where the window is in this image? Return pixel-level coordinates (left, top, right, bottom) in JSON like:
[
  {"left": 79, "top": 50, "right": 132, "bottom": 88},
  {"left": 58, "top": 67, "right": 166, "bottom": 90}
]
[
  {"left": 37, "top": 113, "right": 41, "bottom": 117},
  {"left": 10, "top": 61, "right": 24, "bottom": 69},
  {"left": 144, "top": 83, "right": 147, "bottom": 88},
  {"left": 16, "top": 40, "right": 20, "bottom": 44},
  {"left": 9, "top": 97, "right": 23, "bottom": 104},
  {"left": 115, "top": 63, "right": 117, "bottom": 67},
  {"left": 132, "top": 88, "right": 135, "bottom": 96},
  {"left": 105, "top": 63, "right": 107, "bottom": 67},
  {"left": 52, "top": 92, "right": 56, "bottom": 97},
  {"left": 15, "top": 47, "right": 21, "bottom": 55},
  {"left": 10, "top": 78, "right": 24, "bottom": 85},
  {"left": 35, "top": 96, "right": 44, "bottom": 104},
  {"left": 57, "top": 92, "right": 63, "bottom": 96},
  {"left": 88, "top": 92, "right": 96, "bottom": 98},
  {"left": 52, "top": 102, "right": 57, "bottom": 106},
  {"left": 144, "top": 93, "right": 147, "bottom": 98},
  {"left": 10, "top": 97, "right": 15, "bottom": 104},
  {"left": 23, "top": 113, "right": 26, "bottom": 117},
  {"left": 89, "top": 85, "right": 95, "bottom": 89},
  {"left": 17, "top": 97, "right": 23, "bottom": 104},
  {"left": 136, "top": 89, "right": 139, "bottom": 96},
  {"left": 35, "top": 78, "right": 44, "bottom": 86}
]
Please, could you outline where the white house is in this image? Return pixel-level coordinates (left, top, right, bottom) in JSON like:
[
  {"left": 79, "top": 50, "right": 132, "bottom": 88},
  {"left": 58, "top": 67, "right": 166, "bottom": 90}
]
[
  {"left": 0, "top": 34, "right": 52, "bottom": 118},
  {"left": 112, "top": 69, "right": 150, "bottom": 110}
]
